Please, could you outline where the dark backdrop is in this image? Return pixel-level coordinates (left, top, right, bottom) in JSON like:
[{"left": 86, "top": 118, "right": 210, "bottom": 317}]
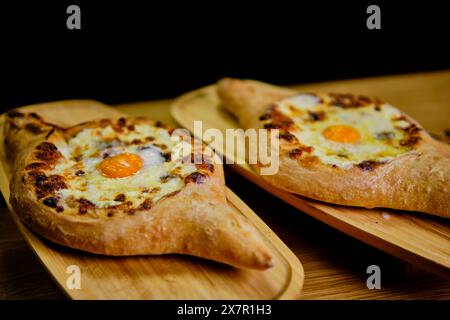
[{"left": 0, "top": 1, "right": 449, "bottom": 111}]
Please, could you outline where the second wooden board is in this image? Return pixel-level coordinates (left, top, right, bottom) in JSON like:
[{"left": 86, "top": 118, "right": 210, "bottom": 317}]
[{"left": 171, "top": 82, "right": 450, "bottom": 279}]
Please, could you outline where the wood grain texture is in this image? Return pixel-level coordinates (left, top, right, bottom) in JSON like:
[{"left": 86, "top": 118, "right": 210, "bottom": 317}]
[
  {"left": 0, "top": 101, "right": 304, "bottom": 300},
  {"left": 170, "top": 71, "right": 450, "bottom": 279}
]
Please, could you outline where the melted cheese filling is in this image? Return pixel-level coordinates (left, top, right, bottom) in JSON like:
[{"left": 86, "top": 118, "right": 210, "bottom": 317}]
[
  {"left": 51, "top": 124, "right": 197, "bottom": 208},
  {"left": 277, "top": 94, "right": 413, "bottom": 168}
]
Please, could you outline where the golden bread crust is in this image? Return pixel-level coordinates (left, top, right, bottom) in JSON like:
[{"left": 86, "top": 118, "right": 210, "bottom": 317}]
[
  {"left": 5, "top": 110, "right": 273, "bottom": 269},
  {"left": 217, "top": 78, "right": 450, "bottom": 218}
]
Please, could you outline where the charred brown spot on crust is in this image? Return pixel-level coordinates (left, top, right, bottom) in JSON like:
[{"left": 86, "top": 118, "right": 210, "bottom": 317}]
[
  {"left": 78, "top": 198, "right": 95, "bottom": 207},
  {"left": 289, "top": 146, "right": 314, "bottom": 160},
  {"left": 184, "top": 172, "right": 207, "bottom": 184},
  {"left": 196, "top": 162, "right": 215, "bottom": 173},
  {"left": 374, "top": 105, "right": 381, "bottom": 111},
  {"left": 329, "top": 93, "right": 377, "bottom": 108},
  {"left": 263, "top": 118, "right": 293, "bottom": 130},
  {"left": 36, "top": 141, "right": 57, "bottom": 151},
  {"left": 107, "top": 211, "right": 114, "bottom": 218},
  {"left": 102, "top": 153, "right": 110, "bottom": 159},
  {"left": 28, "top": 170, "right": 45, "bottom": 180},
  {"left": 265, "top": 109, "right": 295, "bottom": 130},
  {"left": 117, "top": 117, "right": 126, "bottom": 127},
  {"left": 25, "top": 123, "right": 44, "bottom": 134},
  {"left": 155, "top": 121, "right": 163, "bottom": 127},
  {"left": 397, "top": 123, "right": 422, "bottom": 147},
  {"left": 33, "top": 173, "right": 67, "bottom": 199},
  {"left": 403, "top": 123, "right": 421, "bottom": 135},
  {"left": 394, "top": 115, "right": 407, "bottom": 121},
  {"left": 127, "top": 138, "right": 142, "bottom": 145},
  {"left": 307, "top": 110, "right": 326, "bottom": 121},
  {"left": 114, "top": 193, "right": 126, "bottom": 202},
  {"left": 165, "top": 190, "right": 180, "bottom": 198},
  {"left": 139, "top": 199, "right": 152, "bottom": 210},
  {"left": 29, "top": 112, "right": 41, "bottom": 120},
  {"left": 374, "top": 97, "right": 383, "bottom": 106},
  {"left": 45, "top": 175, "right": 66, "bottom": 190},
  {"left": 358, "top": 95, "right": 372, "bottom": 104},
  {"left": 279, "top": 132, "right": 297, "bottom": 143},
  {"left": 400, "top": 136, "right": 421, "bottom": 147},
  {"left": 154, "top": 143, "right": 167, "bottom": 150},
  {"left": 75, "top": 170, "right": 85, "bottom": 176},
  {"left": 264, "top": 123, "right": 281, "bottom": 129},
  {"left": 112, "top": 118, "right": 127, "bottom": 133},
  {"left": 43, "top": 196, "right": 58, "bottom": 208},
  {"left": 42, "top": 196, "right": 64, "bottom": 212},
  {"left": 128, "top": 209, "right": 136, "bottom": 215},
  {"left": 78, "top": 198, "right": 95, "bottom": 215},
  {"left": 6, "top": 110, "right": 24, "bottom": 118},
  {"left": 127, "top": 124, "right": 135, "bottom": 131},
  {"left": 357, "top": 160, "right": 384, "bottom": 171},
  {"left": 26, "top": 162, "right": 46, "bottom": 170},
  {"left": 99, "top": 119, "right": 111, "bottom": 127},
  {"left": 146, "top": 136, "right": 155, "bottom": 142},
  {"left": 289, "top": 149, "right": 303, "bottom": 159},
  {"left": 35, "top": 142, "right": 61, "bottom": 163},
  {"left": 162, "top": 153, "right": 171, "bottom": 162}
]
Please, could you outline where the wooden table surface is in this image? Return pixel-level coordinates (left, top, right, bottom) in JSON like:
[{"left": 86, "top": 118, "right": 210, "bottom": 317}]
[{"left": 1, "top": 70, "right": 449, "bottom": 299}]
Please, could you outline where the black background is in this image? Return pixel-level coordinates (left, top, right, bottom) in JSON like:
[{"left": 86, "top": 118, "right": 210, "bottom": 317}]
[{"left": 0, "top": 1, "right": 449, "bottom": 110}]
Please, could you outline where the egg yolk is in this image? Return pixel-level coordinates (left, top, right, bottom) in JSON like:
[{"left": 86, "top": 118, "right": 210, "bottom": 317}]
[
  {"left": 99, "top": 153, "right": 143, "bottom": 178},
  {"left": 322, "top": 125, "right": 360, "bottom": 143}
]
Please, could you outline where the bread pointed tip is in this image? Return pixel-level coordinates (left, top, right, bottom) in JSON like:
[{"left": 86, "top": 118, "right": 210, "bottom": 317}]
[
  {"left": 254, "top": 250, "right": 275, "bottom": 270},
  {"left": 205, "top": 202, "right": 276, "bottom": 270},
  {"left": 217, "top": 77, "right": 295, "bottom": 129},
  {"left": 217, "top": 77, "right": 243, "bottom": 95}
]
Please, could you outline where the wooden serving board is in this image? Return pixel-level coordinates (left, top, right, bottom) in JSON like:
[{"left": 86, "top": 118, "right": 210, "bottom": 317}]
[
  {"left": 170, "top": 75, "right": 450, "bottom": 279},
  {"left": 0, "top": 100, "right": 304, "bottom": 299}
]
